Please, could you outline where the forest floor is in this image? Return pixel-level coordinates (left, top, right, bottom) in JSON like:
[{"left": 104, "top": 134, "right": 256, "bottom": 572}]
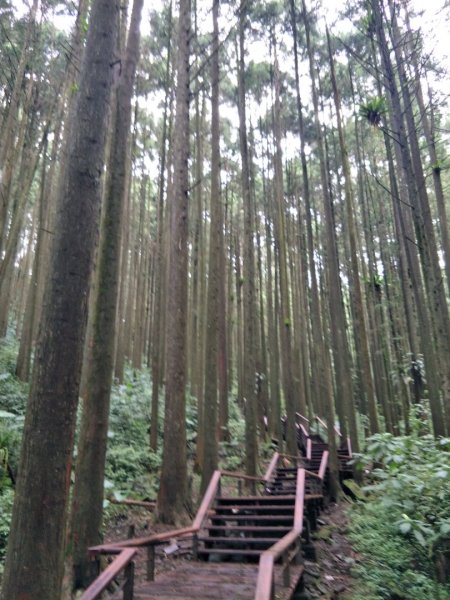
[{"left": 95, "top": 498, "right": 359, "bottom": 600}]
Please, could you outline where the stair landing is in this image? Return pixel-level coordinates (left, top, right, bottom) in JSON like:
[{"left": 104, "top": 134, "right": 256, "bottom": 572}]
[{"left": 130, "top": 561, "right": 304, "bottom": 599}]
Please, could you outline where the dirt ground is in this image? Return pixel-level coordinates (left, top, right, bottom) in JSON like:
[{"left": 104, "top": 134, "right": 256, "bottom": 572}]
[{"left": 303, "top": 500, "right": 359, "bottom": 599}]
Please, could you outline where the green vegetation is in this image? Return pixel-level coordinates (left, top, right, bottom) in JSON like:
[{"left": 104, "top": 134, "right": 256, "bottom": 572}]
[
  {"left": 0, "top": 339, "right": 249, "bottom": 564},
  {"left": 348, "top": 429, "right": 450, "bottom": 599},
  {"left": 359, "top": 96, "right": 387, "bottom": 127}
]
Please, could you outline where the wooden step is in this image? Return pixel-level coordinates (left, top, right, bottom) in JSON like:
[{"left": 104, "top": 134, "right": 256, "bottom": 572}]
[
  {"left": 210, "top": 514, "right": 293, "bottom": 522},
  {"left": 206, "top": 525, "right": 292, "bottom": 534},
  {"left": 216, "top": 495, "right": 295, "bottom": 503},
  {"left": 215, "top": 504, "right": 295, "bottom": 513},
  {"left": 198, "top": 536, "right": 281, "bottom": 545},
  {"left": 198, "top": 548, "right": 265, "bottom": 558}
]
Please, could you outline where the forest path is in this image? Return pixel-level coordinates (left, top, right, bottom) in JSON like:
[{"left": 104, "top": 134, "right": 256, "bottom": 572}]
[
  {"left": 81, "top": 418, "right": 356, "bottom": 600},
  {"left": 125, "top": 561, "right": 303, "bottom": 600}
]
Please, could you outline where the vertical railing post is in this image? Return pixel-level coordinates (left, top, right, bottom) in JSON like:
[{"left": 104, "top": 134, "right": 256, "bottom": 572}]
[
  {"left": 123, "top": 560, "right": 135, "bottom": 600},
  {"left": 295, "top": 537, "right": 302, "bottom": 565},
  {"left": 192, "top": 532, "right": 198, "bottom": 559},
  {"left": 146, "top": 545, "right": 155, "bottom": 581},
  {"left": 283, "top": 549, "right": 290, "bottom": 587}
]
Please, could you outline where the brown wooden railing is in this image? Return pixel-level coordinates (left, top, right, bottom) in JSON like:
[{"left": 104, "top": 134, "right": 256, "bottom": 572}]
[
  {"left": 254, "top": 468, "right": 305, "bottom": 599},
  {"left": 79, "top": 548, "right": 137, "bottom": 600},
  {"left": 254, "top": 450, "right": 329, "bottom": 600},
  {"left": 82, "top": 454, "right": 286, "bottom": 599}
]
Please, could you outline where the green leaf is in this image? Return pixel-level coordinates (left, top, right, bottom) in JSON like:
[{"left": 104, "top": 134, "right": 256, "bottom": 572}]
[
  {"left": 399, "top": 522, "right": 412, "bottom": 534},
  {"left": 435, "top": 470, "right": 448, "bottom": 478},
  {"left": 412, "top": 529, "right": 426, "bottom": 546},
  {"left": 343, "top": 479, "right": 367, "bottom": 501},
  {"left": 439, "top": 522, "right": 450, "bottom": 535},
  {"left": 0, "top": 410, "right": 16, "bottom": 419}
]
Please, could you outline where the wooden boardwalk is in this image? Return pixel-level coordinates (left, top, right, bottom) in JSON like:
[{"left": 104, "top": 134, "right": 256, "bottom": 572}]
[
  {"left": 127, "top": 562, "right": 304, "bottom": 600},
  {"left": 81, "top": 415, "right": 353, "bottom": 600}
]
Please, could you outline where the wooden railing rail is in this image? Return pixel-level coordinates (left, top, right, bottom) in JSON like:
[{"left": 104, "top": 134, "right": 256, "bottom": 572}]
[
  {"left": 254, "top": 469, "right": 306, "bottom": 600},
  {"left": 347, "top": 436, "right": 353, "bottom": 458},
  {"left": 295, "top": 412, "right": 310, "bottom": 427},
  {"left": 86, "top": 457, "right": 289, "bottom": 593},
  {"left": 278, "top": 451, "right": 302, "bottom": 463},
  {"left": 193, "top": 469, "right": 221, "bottom": 528},
  {"left": 318, "top": 450, "right": 329, "bottom": 481},
  {"left": 306, "top": 438, "right": 312, "bottom": 460},
  {"left": 315, "top": 416, "right": 342, "bottom": 438},
  {"left": 79, "top": 548, "right": 137, "bottom": 600},
  {"left": 263, "top": 451, "right": 280, "bottom": 484}
]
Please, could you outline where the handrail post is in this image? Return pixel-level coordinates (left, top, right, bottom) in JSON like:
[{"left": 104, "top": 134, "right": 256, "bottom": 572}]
[
  {"left": 283, "top": 550, "right": 290, "bottom": 587},
  {"left": 123, "top": 560, "right": 135, "bottom": 600},
  {"left": 192, "top": 532, "right": 198, "bottom": 560},
  {"left": 295, "top": 536, "right": 302, "bottom": 565},
  {"left": 146, "top": 546, "right": 155, "bottom": 581}
]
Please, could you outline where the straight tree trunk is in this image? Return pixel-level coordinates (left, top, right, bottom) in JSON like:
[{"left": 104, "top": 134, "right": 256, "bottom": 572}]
[
  {"left": 201, "top": 0, "right": 222, "bottom": 491},
  {"left": 157, "top": 0, "right": 192, "bottom": 523},
  {"left": 0, "top": 0, "right": 117, "bottom": 595},
  {"left": 237, "top": 5, "right": 258, "bottom": 478},
  {"left": 69, "top": 0, "right": 143, "bottom": 586}
]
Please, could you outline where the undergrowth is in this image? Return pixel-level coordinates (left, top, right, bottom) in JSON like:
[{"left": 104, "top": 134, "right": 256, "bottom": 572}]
[{"left": 348, "top": 429, "right": 450, "bottom": 600}]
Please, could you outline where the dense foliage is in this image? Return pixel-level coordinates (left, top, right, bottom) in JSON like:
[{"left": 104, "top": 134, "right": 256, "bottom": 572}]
[
  {"left": 0, "top": 339, "right": 248, "bottom": 575},
  {"left": 348, "top": 428, "right": 450, "bottom": 599}
]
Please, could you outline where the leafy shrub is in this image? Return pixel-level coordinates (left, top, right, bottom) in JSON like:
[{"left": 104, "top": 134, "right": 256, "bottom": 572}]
[
  {"left": 0, "top": 488, "right": 14, "bottom": 578},
  {"left": 0, "top": 337, "right": 28, "bottom": 416},
  {"left": 348, "top": 432, "right": 450, "bottom": 599}
]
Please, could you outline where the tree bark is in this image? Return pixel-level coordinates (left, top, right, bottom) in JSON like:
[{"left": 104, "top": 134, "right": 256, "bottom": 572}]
[{"left": 0, "top": 0, "right": 117, "bottom": 596}]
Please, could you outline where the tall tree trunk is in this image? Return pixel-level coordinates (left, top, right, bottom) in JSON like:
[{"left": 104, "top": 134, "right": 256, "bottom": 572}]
[
  {"left": 69, "top": 0, "right": 143, "bottom": 586},
  {"left": 201, "top": 0, "right": 222, "bottom": 491},
  {"left": 237, "top": 5, "right": 258, "bottom": 478},
  {"left": 271, "top": 34, "right": 297, "bottom": 455},
  {"left": 326, "top": 27, "right": 379, "bottom": 435},
  {"left": 0, "top": 0, "right": 117, "bottom": 595},
  {"left": 157, "top": 0, "right": 191, "bottom": 523}
]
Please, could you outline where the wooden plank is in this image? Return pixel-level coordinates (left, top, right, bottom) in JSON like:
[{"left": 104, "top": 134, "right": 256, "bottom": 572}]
[
  {"left": 79, "top": 548, "right": 137, "bottom": 600},
  {"left": 193, "top": 470, "right": 221, "bottom": 529},
  {"left": 89, "top": 526, "right": 197, "bottom": 554},
  {"left": 132, "top": 563, "right": 260, "bottom": 600},
  {"left": 294, "top": 469, "right": 305, "bottom": 531},
  {"left": 318, "top": 451, "right": 329, "bottom": 481}
]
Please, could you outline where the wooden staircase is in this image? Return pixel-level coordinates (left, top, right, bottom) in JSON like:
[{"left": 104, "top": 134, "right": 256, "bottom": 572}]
[
  {"left": 195, "top": 493, "right": 296, "bottom": 560},
  {"left": 79, "top": 419, "right": 350, "bottom": 600}
]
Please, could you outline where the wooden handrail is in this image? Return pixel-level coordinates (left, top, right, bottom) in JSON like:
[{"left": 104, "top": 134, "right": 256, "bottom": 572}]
[
  {"left": 277, "top": 452, "right": 301, "bottom": 462},
  {"left": 306, "top": 438, "right": 312, "bottom": 460},
  {"left": 315, "top": 416, "right": 342, "bottom": 437},
  {"left": 263, "top": 452, "right": 280, "bottom": 483},
  {"left": 109, "top": 498, "right": 155, "bottom": 510},
  {"left": 304, "top": 468, "right": 321, "bottom": 480},
  {"left": 318, "top": 450, "right": 329, "bottom": 481},
  {"left": 299, "top": 424, "right": 309, "bottom": 440},
  {"left": 254, "top": 469, "right": 306, "bottom": 599},
  {"left": 193, "top": 469, "right": 221, "bottom": 529},
  {"left": 347, "top": 436, "right": 352, "bottom": 458},
  {"left": 220, "top": 470, "right": 266, "bottom": 482},
  {"left": 89, "top": 526, "right": 197, "bottom": 554},
  {"left": 295, "top": 412, "right": 310, "bottom": 425},
  {"left": 79, "top": 548, "right": 137, "bottom": 600}
]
